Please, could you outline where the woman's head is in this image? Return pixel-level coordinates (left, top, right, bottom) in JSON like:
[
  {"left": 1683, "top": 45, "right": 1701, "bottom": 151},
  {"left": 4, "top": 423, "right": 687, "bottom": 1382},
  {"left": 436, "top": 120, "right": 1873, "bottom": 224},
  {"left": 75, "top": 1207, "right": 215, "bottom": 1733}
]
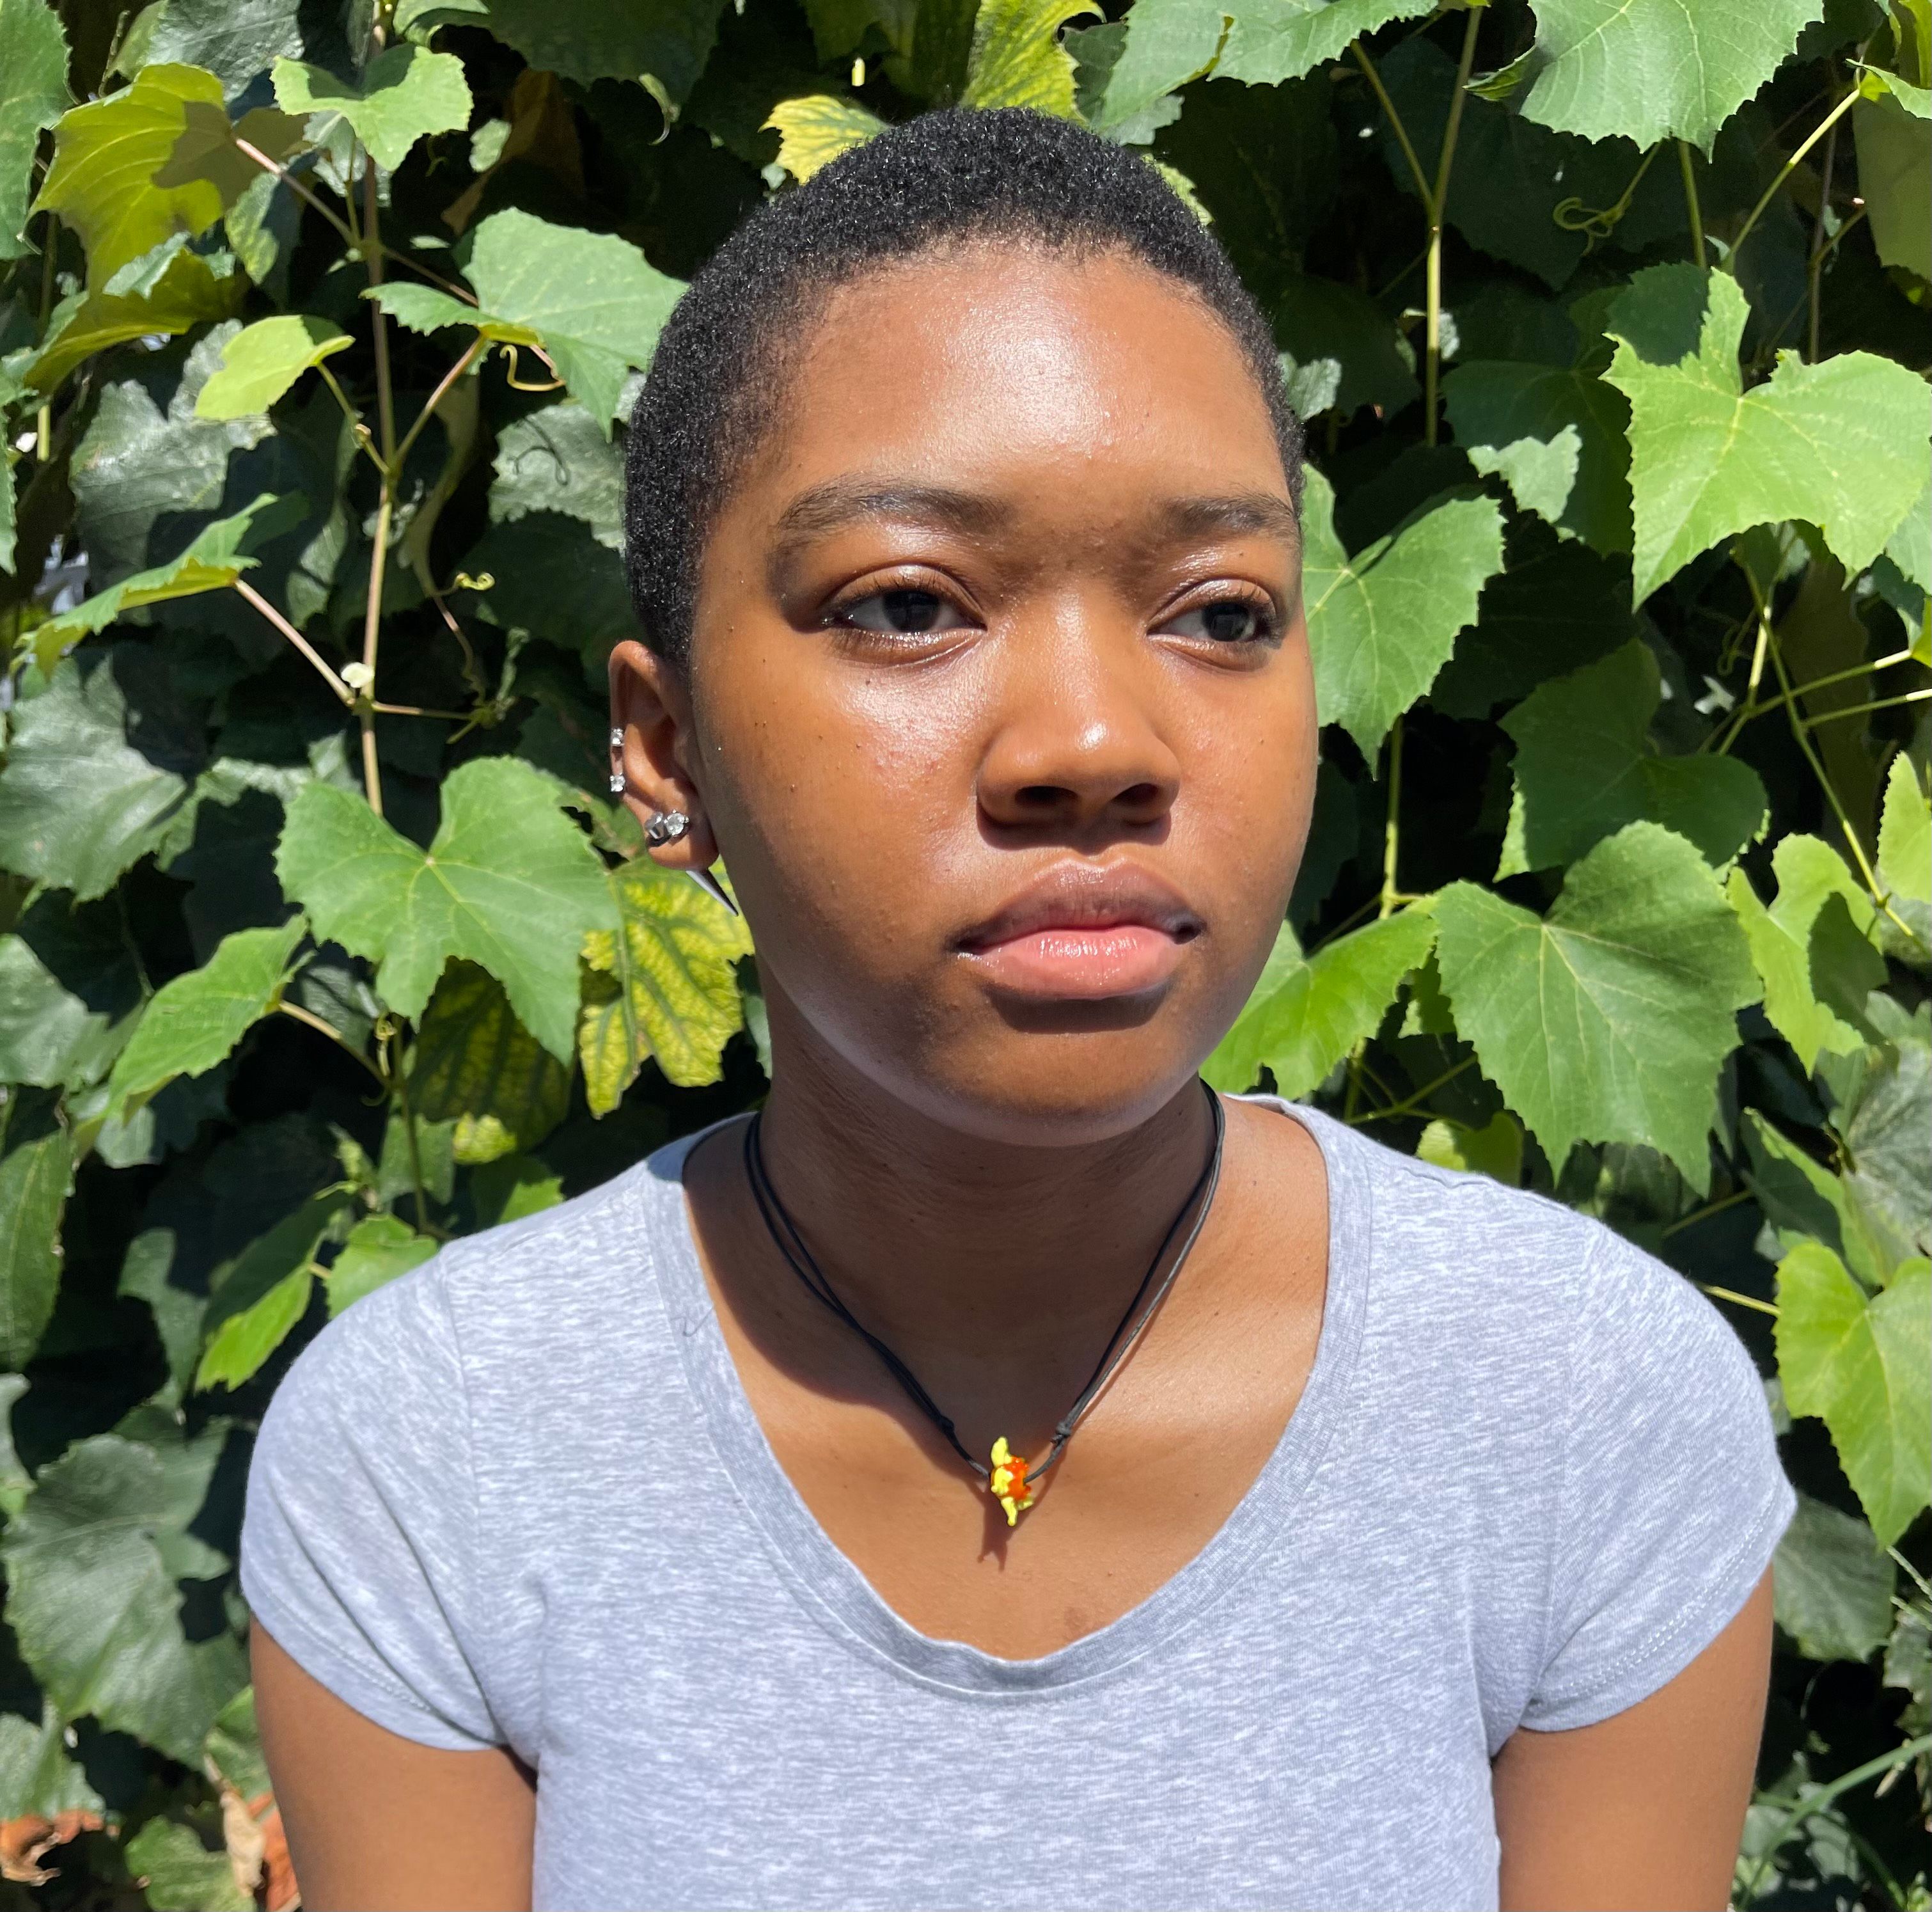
[{"left": 611, "top": 107, "right": 1317, "bottom": 1146}]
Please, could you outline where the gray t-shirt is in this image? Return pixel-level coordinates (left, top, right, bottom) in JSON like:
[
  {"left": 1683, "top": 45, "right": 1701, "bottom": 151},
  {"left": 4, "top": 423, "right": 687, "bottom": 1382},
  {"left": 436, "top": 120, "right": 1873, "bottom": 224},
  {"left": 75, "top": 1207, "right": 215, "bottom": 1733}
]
[{"left": 240, "top": 1097, "right": 1796, "bottom": 1912}]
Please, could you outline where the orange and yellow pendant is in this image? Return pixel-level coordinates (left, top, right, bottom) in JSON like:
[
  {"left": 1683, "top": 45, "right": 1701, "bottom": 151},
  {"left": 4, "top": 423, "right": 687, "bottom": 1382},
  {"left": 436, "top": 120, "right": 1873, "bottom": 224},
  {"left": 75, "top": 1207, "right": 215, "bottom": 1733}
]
[{"left": 987, "top": 1437, "right": 1035, "bottom": 1526}]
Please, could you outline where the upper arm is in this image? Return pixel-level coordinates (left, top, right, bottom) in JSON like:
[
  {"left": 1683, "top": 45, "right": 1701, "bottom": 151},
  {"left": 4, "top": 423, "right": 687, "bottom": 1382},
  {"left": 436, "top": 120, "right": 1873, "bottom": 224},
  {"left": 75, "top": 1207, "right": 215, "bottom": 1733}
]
[
  {"left": 253, "top": 1622, "right": 535, "bottom": 1912},
  {"left": 1493, "top": 1565, "right": 1775, "bottom": 1911}
]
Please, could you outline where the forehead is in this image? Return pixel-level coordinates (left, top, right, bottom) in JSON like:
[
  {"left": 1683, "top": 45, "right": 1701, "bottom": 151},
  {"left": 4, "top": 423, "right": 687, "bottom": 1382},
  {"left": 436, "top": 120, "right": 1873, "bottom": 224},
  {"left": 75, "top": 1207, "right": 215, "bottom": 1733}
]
[{"left": 740, "top": 242, "right": 1290, "bottom": 514}]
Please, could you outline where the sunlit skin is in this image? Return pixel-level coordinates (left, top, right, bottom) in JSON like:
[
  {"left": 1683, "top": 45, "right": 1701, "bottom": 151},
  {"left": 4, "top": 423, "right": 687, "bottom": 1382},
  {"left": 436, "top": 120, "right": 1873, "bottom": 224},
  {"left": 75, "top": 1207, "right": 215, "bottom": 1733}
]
[{"left": 253, "top": 242, "right": 1774, "bottom": 1912}]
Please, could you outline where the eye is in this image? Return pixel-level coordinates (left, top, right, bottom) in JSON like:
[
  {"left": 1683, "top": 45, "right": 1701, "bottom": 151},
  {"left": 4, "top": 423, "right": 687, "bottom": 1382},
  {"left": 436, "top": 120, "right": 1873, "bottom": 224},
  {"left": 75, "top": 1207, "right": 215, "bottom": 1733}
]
[
  {"left": 833, "top": 587, "right": 972, "bottom": 635},
  {"left": 1158, "top": 593, "right": 1278, "bottom": 645}
]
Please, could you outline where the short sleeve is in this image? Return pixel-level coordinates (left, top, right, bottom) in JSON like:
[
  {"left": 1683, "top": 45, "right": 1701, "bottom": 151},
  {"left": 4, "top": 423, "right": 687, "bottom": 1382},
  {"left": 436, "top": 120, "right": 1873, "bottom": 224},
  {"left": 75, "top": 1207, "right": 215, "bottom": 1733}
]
[
  {"left": 240, "top": 1256, "right": 503, "bottom": 1751},
  {"left": 1521, "top": 1224, "right": 1797, "bottom": 1734}
]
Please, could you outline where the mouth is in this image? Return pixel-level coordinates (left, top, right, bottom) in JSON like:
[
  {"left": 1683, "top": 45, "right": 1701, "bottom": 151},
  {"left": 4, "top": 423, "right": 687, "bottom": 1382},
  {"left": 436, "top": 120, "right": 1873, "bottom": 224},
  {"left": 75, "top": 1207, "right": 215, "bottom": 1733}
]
[{"left": 954, "top": 863, "right": 1203, "bottom": 1002}]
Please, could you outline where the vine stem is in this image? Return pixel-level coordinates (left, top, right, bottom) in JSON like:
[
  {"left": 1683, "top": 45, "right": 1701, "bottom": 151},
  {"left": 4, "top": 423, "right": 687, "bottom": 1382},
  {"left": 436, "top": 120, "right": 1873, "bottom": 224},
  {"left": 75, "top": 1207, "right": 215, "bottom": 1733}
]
[
  {"left": 1347, "top": 1054, "right": 1477, "bottom": 1126},
  {"left": 391, "top": 336, "right": 486, "bottom": 474},
  {"left": 1710, "top": 644, "right": 1917, "bottom": 753},
  {"left": 1661, "top": 1187, "right": 1754, "bottom": 1236},
  {"left": 232, "top": 578, "right": 355, "bottom": 705},
  {"left": 1676, "top": 140, "right": 1706, "bottom": 268},
  {"left": 360, "top": 156, "right": 397, "bottom": 818},
  {"left": 1379, "top": 716, "right": 1405, "bottom": 919},
  {"left": 1697, "top": 1281, "right": 1777, "bottom": 1317},
  {"left": 1803, "top": 687, "right": 1930, "bottom": 728},
  {"left": 1730, "top": 84, "right": 1862, "bottom": 265},
  {"left": 277, "top": 1000, "right": 386, "bottom": 1085},
  {"left": 1807, "top": 115, "right": 1841, "bottom": 360},
  {"left": 1736, "top": 1735, "right": 1932, "bottom": 1904},
  {"left": 1422, "top": 3, "right": 1484, "bottom": 446}
]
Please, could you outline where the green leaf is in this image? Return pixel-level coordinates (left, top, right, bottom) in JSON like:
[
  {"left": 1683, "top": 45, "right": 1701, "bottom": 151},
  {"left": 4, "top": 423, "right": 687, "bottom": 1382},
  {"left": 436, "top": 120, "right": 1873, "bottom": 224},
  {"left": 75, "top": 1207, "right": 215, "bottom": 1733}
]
[
  {"left": 276, "top": 757, "right": 617, "bottom": 1062},
  {"left": 1275, "top": 276, "right": 1418, "bottom": 422},
  {"left": 1301, "top": 467, "right": 1504, "bottom": 756},
  {"left": 962, "top": 0, "right": 1099, "bottom": 114},
  {"left": 37, "top": 493, "right": 285, "bottom": 642},
  {"left": 1216, "top": 0, "right": 1434, "bottom": 87},
  {"left": 1072, "top": 0, "right": 1223, "bottom": 134},
  {"left": 490, "top": 402, "right": 624, "bottom": 546},
  {"left": 194, "top": 1190, "right": 342, "bottom": 1393},
  {"left": 1521, "top": 0, "right": 1825, "bottom": 151},
  {"left": 764, "top": 94, "right": 888, "bottom": 182},
  {"left": 143, "top": 0, "right": 311, "bottom": 100},
  {"left": 24, "top": 245, "right": 246, "bottom": 393},
  {"left": 194, "top": 315, "right": 351, "bottom": 421},
  {"left": 1415, "top": 1112, "right": 1525, "bottom": 1186},
  {"left": 579, "top": 858, "right": 753, "bottom": 1107},
  {"left": 124, "top": 1816, "right": 251, "bottom": 1912},
  {"left": 1498, "top": 640, "right": 1766, "bottom": 874},
  {"left": 1203, "top": 908, "right": 1437, "bottom": 1097},
  {"left": 0, "top": 1125, "right": 72, "bottom": 1371},
  {"left": 0, "top": 1430, "right": 247, "bottom": 1765},
  {"left": 370, "top": 208, "right": 684, "bottom": 430},
  {"left": 409, "top": 960, "right": 571, "bottom": 1163},
  {"left": 1743, "top": 1108, "right": 1892, "bottom": 1289},
  {"left": 1776, "top": 1243, "right": 1930, "bottom": 1548},
  {"left": 0, "top": 894, "right": 145, "bottom": 1091},
  {"left": 470, "top": 0, "right": 728, "bottom": 115},
  {"left": 0, "top": 652, "right": 200, "bottom": 902},
  {"left": 0, "top": 0, "right": 70, "bottom": 261},
  {"left": 1441, "top": 359, "right": 1631, "bottom": 554},
  {"left": 105, "top": 916, "right": 306, "bottom": 1125},
  {"left": 1854, "top": 83, "right": 1932, "bottom": 280},
  {"left": 271, "top": 46, "right": 473, "bottom": 173},
  {"left": 1605, "top": 265, "right": 1932, "bottom": 603},
  {"left": 1879, "top": 753, "right": 1930, "bottom": 925},
  {"left": 1728, "top": 835, "right": 1878, "bottom": 1073},
  {"left": 471, "top": 1153, "right": 565, "bottom": 1228},
  {"left": 33, "top": 65, "right": 235, "bottom": 289},
  {"left": 1835, "top": 1041, "right": 1932, "bottom": 1267},
  {"left": 1772, "top": 1490, "right": 1898, "bottom": 1662},
  {"left": 1435, "top": 821, "right": 1761, "bottom": 1185},
  {"left": 326, "top": 1213, "right": 437, "bottom": 1317}
]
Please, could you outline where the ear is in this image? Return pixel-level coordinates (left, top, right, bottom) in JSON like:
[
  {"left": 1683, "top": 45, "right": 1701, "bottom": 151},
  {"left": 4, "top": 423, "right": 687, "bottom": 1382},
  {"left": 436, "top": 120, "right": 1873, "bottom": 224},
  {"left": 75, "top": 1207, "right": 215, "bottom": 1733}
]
[{"left": 607, "top": 639, "right": 721, "bottom": 871}]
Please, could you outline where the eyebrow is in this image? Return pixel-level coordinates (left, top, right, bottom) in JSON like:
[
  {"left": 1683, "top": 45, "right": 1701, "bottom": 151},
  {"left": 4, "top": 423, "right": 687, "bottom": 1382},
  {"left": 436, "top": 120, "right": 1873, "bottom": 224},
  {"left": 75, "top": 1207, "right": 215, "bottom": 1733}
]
[{"left": 769, "top": 480, "right": 1299, "bottom": 552}]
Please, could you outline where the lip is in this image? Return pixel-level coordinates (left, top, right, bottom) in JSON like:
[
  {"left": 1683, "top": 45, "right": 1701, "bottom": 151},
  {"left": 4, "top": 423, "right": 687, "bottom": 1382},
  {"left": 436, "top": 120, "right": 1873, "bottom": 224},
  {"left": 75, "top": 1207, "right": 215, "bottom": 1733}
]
[{"left": 954, "top": 863, "right": 1202, "bottom": 1000}]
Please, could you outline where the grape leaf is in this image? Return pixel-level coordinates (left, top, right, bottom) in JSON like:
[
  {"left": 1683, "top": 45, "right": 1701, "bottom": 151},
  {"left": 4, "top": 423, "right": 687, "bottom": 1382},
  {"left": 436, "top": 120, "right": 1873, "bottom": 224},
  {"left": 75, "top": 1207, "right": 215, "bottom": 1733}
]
[
  {"left": 1853, "top": 81, "right": 1931, "bottom": 280},
  {"left": 326, "top": 1214, "right": 437, "bottom": 1318},
  {"left": 143, "top": 0, "right": 311, "bottom": 100},
  {"left": 1777, "top": 1243, "right": 1930, "bottom": 1548},
  {"left": 0, "top": 1125, "right": 72, "bottom": 1371},
  {"left": 272, "top": 47, "right": 472, "bottom": 173},
  {"left": 33, "top": 65, "right": 233, "bottom": 288},
  {"left": 469, "top": 0, "right": 728, "bottom": 116},
  {"left": 194, "top": 315, "right": 351, "bottom": 420},
  {"left": 1878, "top": 752, "right": 1930, "bottom": 950},
  {"left": 1275, "top": 276, "right": 1418, "bottom": 421},
  {"left": 1202, "top": 908, "right": 1437, "bottom": 1097},
  {"left": 1605, "top": 265, "right": 1931, "bottom": 603},
  {"left": 0, "top": 651, "right": 202, "bottom": 903},
  {"left": 275, "top": 757, "right": 617, "bottom": 1062},
  {"left": 370, "top": 208, "right": 683, "bottom": 429},
  {"left": 24, "top": 246, "right": 245, "bottom": 394},
  {"left": 0, "top": 894, "right": 145, "bottom": 1091},
  {"left": 1498, "top": 640, "right": 1766, "bottom": 873},
  {"left": 1216, "top": 0, "right": 1434, "bottom": 86},
  {"left": 0, "top": 0, "right": 70, "bottom": 262},
  {"left": 490, "top": 402, "right": 624, "bottom": 546},
  {"left": 1727, "top": 835, "right": 1878, "bottom": 1073},
  {"left": 105, "top": 916, "right": 306, "bottom": 1125},
  {"left": 1415, "top": 1112, "right": 1525, "bottom": 1186},
  {"left": 409, "top": 960, "right": 571, "bottom": 1163},
  {"left": 579, "top": 858, "right": 753, "bottom": 1107},
  {"left": 37, "top": 493, "right": 286, "bottom": 642},
  {"left": 195, "top": 1189, "right": 342, "bottom": 1393},
  {"left": 1301, "top": 467, "right": 1504, "bottom": 756},
  {"left": 765, "top": 95, "right": 888, "bottom": 182},
  {"left": 0, "top": 1430, "right": 247, "bottom": 1765},
  {"left": 1071, "top": 0, "right": 1223, "bottom": 134},
  {"left": 123, "top": 1818, "right": 251, "bottom": 1912},
  {"left": 1435, "top": 821, "right": 1761, "bottom": 1185},
  {"left": 1521, "top": 0, "right": 1825, "bottom": 152},
  {"left": 1772, "top": 1491, "right": 1897, "bottom": 1663},
  {"left": 962, "top": 0, "right": 1099, "bottom": 114},
  {"left": 1441, "top": 358, "right": 1631, "bottom": 554}
]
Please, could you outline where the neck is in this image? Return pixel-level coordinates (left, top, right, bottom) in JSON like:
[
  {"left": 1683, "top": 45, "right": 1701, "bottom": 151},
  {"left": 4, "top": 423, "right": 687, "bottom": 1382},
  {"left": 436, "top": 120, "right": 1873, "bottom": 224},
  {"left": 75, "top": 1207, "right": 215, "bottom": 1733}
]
[{"left": 748, "top": 988, "right": 1220, "bottom": 1371}]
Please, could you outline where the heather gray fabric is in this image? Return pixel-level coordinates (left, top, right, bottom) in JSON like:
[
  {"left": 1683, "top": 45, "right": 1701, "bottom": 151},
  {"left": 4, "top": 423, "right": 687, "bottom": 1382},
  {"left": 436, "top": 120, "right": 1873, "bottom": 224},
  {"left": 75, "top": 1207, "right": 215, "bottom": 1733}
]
[{"left": 241, "top": 1097, "right": 1796, "bottom": 1912}]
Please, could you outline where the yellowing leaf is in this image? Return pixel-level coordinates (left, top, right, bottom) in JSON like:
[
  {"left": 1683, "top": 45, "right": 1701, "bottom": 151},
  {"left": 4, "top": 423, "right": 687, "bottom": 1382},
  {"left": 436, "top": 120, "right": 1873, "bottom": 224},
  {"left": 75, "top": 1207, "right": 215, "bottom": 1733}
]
[
  {"left": 24, "top": 246, "right": 245, "bottom": 393},
  {"left": 194, "top": 315, "right": 351, "bottom": 420},
  {"left": 409, "top": 961, "right": 570, "bottom": 1164},
  {"left": 764, "top": 94, "right": 888, "bottom": 182},
  {"left": 962, "top": 0, "right": 1100, "bottom": 115},
  {"left": 580, "top": 860, "right": 751, "bottom": 1107}
]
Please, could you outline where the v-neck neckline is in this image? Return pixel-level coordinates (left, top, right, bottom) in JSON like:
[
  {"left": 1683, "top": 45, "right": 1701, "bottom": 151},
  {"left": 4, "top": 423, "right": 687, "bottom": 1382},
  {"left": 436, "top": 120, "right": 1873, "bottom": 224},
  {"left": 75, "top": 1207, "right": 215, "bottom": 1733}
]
[{"left": 636, "top": 1094, "right": 1372, "bottom": 1698}]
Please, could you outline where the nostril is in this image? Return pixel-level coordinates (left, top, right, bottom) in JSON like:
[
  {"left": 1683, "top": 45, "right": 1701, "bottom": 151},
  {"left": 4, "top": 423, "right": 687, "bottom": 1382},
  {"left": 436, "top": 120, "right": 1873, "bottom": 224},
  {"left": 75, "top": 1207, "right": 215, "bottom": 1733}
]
[
  {"left": 1015, "top": 784, "right": 1067, "bottom": 810},
  {"left": 1120, "top": 782, "right": 1164, "bottom": 810}
]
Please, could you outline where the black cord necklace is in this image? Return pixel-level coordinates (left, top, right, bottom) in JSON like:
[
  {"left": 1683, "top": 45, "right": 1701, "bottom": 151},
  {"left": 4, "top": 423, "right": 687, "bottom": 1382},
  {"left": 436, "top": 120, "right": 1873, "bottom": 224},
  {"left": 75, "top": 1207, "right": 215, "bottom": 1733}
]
[{"left": 741, "top": 1079, "right": 1227, "bottom": 1527}]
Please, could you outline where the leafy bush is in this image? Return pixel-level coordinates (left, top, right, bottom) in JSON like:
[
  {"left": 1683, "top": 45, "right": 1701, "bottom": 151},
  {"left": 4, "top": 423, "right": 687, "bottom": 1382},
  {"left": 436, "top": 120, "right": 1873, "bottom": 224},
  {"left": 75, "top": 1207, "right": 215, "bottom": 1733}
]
[{"left": 1, "top": 0, "right": 1928, "bottom": 1903}]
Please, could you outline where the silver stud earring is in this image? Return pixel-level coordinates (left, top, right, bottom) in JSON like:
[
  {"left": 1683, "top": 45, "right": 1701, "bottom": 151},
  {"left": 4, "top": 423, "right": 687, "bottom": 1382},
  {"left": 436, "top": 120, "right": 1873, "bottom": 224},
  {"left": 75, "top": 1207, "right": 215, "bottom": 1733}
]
[
  {"left": 609, "top": 727, "right": 623, "bottom": 748},
  {"left": 609, "top": 770, "right": 626, "bottom": 794},
  {"left": 644, "top": 810, "right": 691, "bottom": 846}
]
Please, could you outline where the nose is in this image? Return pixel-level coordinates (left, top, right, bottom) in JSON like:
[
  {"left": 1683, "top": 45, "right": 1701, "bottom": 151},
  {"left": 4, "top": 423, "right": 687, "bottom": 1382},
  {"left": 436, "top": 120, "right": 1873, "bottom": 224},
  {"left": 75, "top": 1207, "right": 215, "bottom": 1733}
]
[{"left": 974, "top": 606, "right": 1182, "bottom": 840}]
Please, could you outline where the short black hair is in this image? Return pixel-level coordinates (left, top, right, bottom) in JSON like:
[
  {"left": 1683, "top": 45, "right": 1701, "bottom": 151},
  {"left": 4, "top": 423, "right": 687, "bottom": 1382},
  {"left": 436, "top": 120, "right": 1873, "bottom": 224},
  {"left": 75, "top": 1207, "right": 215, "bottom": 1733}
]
[{"left": 622, "top": 106, "right": 1303, "bottom": 664}]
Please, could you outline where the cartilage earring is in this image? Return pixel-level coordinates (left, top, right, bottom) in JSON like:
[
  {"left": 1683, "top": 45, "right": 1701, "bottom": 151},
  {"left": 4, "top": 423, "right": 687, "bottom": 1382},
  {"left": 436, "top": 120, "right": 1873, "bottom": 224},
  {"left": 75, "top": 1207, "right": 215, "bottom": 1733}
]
[
  {"left": 644, "top": 810, "right": 691, "bottom": 846},
  {"left": 609, "top": 727, "right": 623, "bottom": 748},
  {"left": 609, "top": 770, "right": 626, "bottom": 794}
]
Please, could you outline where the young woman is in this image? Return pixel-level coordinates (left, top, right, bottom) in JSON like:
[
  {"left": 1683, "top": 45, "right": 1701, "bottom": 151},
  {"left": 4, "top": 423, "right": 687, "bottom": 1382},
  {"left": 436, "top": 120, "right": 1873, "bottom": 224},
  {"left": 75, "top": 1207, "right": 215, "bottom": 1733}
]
[{"left": 243, "top": 107, "right": 1796, "bottom": 1912}]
